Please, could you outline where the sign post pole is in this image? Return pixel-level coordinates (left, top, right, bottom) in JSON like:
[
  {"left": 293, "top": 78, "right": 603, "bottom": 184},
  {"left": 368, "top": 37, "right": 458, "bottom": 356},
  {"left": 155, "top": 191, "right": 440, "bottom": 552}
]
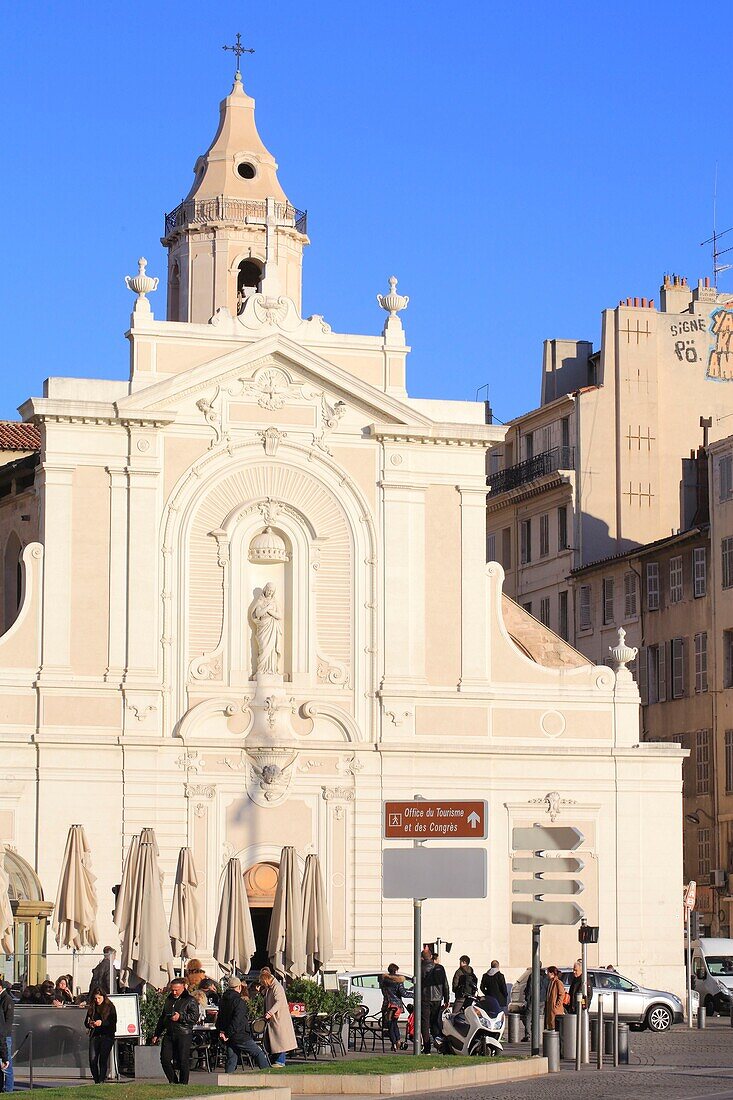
[
  {"left": 686, "top": 905, "right": 693, "bottom": 1029},
  {"left": 413, "top": 899, "right": 422, "bottom": 1056},
  {"left": 531, "top": 924, "right": 541, "bottom": 1057}
]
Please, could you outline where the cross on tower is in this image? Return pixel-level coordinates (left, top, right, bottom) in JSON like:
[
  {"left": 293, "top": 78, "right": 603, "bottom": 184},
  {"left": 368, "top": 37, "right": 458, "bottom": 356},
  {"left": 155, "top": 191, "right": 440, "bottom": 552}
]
[{"left": 223, "top": 33, "right": 254, "bottom": 78}]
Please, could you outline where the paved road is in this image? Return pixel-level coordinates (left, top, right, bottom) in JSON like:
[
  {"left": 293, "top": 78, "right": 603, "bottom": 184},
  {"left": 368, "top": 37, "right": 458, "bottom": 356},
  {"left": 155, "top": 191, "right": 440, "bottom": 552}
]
[{"left": 420, "top": 1018, "right": 733, "bottom": 1099}]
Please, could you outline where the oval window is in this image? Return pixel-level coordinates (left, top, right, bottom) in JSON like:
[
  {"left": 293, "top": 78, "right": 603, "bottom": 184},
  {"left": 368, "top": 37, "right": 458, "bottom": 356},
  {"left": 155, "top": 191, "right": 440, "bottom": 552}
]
[{"left": 237, "top": 161, "right": 256, "bottom": 180}]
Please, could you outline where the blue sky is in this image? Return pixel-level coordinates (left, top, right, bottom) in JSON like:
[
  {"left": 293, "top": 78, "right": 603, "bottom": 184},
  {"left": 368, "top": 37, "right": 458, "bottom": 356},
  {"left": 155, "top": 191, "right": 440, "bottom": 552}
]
[{"left": 1, "top": 1, "right": 730, "bottom": 423}]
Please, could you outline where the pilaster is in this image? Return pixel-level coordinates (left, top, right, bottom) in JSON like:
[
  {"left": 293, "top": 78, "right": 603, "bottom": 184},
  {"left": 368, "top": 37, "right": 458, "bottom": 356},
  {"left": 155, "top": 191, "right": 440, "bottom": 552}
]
[
  {"left": 381, "top": 481, "right": 426, "bottom": 687},
  {"left": 38, "top": 464, "right": 74, "bottom": 675},
  {"left": 458, "top": 485, "right": 490, "bottom": 689}
]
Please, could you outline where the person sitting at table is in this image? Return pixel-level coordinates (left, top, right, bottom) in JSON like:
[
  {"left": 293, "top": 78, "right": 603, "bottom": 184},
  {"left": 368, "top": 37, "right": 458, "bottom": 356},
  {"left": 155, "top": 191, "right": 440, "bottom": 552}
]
[
  {"left": 85, "top": 989, "right": 118, "bottom": 1083},
  {"left": 55, "top": 976, "right": 75, "bottom": 1005},
  {"left": 191, "top": 988, "right": 208, "bottom": 1022},
  {"left": 260, "top": 967, "right": 297, "bottom": 1068},
  {"left": 218, "top": 976, "right": 269, "bottom": 1072},
  {"left": 185, "top": 959, "right": 206, "bottom": 990},
  {"left": 38, "top": 979, "right": 63, "bottom": 1006}
]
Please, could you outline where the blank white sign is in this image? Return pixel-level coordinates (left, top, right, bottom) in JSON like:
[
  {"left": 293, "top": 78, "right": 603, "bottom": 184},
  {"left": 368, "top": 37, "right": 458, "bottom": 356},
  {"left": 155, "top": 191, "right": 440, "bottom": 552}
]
[{"left": 382, "top": 846, "right": 487, "bottom": 899}]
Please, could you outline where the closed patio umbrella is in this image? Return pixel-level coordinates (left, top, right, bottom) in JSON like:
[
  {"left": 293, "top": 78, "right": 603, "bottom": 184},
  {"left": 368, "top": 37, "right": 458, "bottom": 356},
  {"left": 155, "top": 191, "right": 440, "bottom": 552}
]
[
  {"left": 169, "top": 847, "right": 201, "bottom": 963},
  {"left": 301, "top": 853, "right": 333, "bottom": 976},
  {"left": 119, "top": 829, "right": 174, "bottom": 988},
  {"left": 113, "top": 833, "right": 141, "bottom": 934},
  {"left": 267, "top": 846, "right": 306, "bottom": 979},
  {"left": 213, "top": 858, "right": 255, "bottom": 974},
  {"left": 52, "top": 825, "right": 99, "bottom": 992},
  {"left": 0, "top": 846, "right": 13, "bottom": 955}
]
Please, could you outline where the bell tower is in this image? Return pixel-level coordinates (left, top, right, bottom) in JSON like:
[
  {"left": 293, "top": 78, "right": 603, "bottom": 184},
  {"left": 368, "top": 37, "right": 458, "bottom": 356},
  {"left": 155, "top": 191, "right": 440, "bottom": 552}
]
[{"left": 162, "top": 51, "right": 308, "bottom": 323}]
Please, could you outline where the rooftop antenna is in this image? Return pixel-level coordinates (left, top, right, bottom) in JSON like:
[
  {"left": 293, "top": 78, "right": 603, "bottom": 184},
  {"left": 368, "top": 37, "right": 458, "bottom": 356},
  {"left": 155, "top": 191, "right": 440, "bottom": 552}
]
[{"left": 701, "top": 163, "right": 733, "bottom": 283}]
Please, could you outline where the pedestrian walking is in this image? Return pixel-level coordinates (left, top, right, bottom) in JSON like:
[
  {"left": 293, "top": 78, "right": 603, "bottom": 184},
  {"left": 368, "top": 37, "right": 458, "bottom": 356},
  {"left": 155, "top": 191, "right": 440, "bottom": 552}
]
[
  {"left": 451, "top": 955, "right": 478, "bottom": 1012},
  {"left": 152, "top": 976, "right": 199, "bottom": 1084},
  {"left": 218, "top": 976, "right": 269, "bottom": 1071},
  {"left": 420, "top": 947, "right": 450, "bottom": 1053},
  {"left": 89, "top": 947, "right": 117, "bottom": 996},
  {"left": 85, "top": 990, "right": 117, "bottom": 1083},
  {"left": 545, "top": 966, "right": 566, "bottom": 1029},
  {"left": 380, "top": 963, "right": 406, "bottom": 1051},
  {"left": 567, "top": 960, "right": 591, "bottom": 1013},
  {"left": 0, "top": 980, "right": 14, "bottom": 1093},
  {"left": 522, "top": 965, "right": 548, "bottom": 1042},
  {"left": 480, "top": 960, "right": 508, "bottom": 1008},
  {"left": 260, "top": 967, "right": 297, "bottom": 1067}
]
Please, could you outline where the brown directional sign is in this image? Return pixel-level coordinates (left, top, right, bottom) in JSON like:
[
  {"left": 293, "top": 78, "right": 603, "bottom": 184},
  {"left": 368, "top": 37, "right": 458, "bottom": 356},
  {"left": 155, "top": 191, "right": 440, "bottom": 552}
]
[{"left": 384, "top": 800, "right": 487, "bottom": 840}]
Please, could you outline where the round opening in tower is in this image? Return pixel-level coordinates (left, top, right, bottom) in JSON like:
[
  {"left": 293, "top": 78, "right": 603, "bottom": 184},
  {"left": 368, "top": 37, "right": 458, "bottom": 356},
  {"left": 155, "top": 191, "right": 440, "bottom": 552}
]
[{"left": 237, "top": 161, "right": 256, "bottom": 180}]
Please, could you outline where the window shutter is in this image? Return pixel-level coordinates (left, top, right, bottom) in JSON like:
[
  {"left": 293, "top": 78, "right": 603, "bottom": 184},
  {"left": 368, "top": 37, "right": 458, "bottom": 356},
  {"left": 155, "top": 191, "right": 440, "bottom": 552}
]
[
  {"left": 487, "top": 533, "right": 496, "bottom": 562},
  {"left": 638, "top": 645, "right": 648, "bottom": 705},
  {"left": 658, "top": 641, "right": 667, "bottom": 702}
]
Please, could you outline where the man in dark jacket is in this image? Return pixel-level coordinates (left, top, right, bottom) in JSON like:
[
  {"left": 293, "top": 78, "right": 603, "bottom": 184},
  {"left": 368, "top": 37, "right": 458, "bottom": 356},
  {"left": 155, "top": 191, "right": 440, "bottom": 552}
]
[
  {"left": 218, "top": 977, "right": 269, "bottom": 1071},
  {"left": 152, "top": 978, "right": 199, "bottom": 1083},
  {"left": 89, "top": 947, "right": 117, "bottom": 996},
  {"left": 523, "top": 966, "right": 549, "bottom": 1042},
  {"left": 480, "top": 961, "right": 508, "bottom": 1008},
  {"left": 420, "top": 948, "right": 450, "bottom": 1053},
  {"left": 451, "top": 955, "right": 478, "bottom": 1012},
  {"left": 0, "top": 981, "right": 14, "bottom": 1092},
  {"left": 567, "top": 961, "right": 592, "bottom": 1013}
]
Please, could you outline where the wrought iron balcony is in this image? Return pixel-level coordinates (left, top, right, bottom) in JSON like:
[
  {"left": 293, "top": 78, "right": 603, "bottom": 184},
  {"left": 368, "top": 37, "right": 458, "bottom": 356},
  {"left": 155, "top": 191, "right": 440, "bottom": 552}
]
[
  {"left": 487, "top": 446, "right": 575, "bottom": 496},
  {"left": 163, "top": 197, "right": 307, "bottom": 238}
]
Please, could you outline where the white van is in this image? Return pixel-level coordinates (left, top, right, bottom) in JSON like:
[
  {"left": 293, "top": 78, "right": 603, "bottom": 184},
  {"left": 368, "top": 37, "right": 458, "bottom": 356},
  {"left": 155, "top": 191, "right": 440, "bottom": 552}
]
[{"left": 692, "top": 938, "right": 733, "bottom": 1016}]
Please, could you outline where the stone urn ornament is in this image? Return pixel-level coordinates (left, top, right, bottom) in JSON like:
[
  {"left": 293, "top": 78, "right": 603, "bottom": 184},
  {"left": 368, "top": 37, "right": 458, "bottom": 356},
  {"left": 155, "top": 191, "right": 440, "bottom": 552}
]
[{"left": 125, "top": 257, "right": 159, "bottom": 299}]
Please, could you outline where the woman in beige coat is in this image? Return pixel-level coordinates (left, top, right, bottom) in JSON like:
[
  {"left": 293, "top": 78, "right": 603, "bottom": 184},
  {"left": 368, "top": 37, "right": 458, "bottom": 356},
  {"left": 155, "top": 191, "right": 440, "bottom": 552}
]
[
  {"left": 544, "top": 966, "right": 566, "bottom": 1029},
  {"left": 260, "top": 967, "right": 297, "bottom": 1067}
]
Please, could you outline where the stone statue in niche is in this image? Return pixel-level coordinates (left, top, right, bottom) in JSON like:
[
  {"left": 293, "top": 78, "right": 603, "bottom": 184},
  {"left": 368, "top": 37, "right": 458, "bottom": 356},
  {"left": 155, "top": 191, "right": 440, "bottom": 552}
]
[{"left": 250, "top": 582, "right": 283, "bottom": 675}]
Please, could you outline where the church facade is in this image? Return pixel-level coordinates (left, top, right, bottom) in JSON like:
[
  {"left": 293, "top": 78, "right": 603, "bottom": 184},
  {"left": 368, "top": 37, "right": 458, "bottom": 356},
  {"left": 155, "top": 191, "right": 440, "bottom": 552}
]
[{"left": 0, "top": 68, "right": 685, "bottom": 994}]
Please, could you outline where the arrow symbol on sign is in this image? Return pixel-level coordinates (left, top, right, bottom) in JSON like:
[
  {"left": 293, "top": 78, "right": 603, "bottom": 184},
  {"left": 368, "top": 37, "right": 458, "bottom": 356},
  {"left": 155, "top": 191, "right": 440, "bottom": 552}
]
[{"left": 467, "top": 811, "right": 481, "bottom": 830}]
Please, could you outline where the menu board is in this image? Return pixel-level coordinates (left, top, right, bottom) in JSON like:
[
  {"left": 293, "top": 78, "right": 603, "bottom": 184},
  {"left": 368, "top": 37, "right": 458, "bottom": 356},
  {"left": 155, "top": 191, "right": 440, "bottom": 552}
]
[{"left": 109, "top": 993, "right": 141, "bottom": 1039}]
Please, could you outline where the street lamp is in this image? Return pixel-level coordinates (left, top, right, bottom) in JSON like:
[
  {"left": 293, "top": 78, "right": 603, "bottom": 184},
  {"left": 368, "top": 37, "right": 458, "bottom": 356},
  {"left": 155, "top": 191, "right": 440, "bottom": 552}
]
[{"left": 685, "top": 808, "right": 715, "bottom": 825}]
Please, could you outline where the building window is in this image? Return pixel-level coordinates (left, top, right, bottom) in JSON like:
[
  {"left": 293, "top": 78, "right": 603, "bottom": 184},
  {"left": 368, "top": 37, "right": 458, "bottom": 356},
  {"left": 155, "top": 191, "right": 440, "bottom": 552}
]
[
  {"left": 487, "top": 532, "right": 496, "bottom": 562},
  {"left": 524, "top": 433, "right": 534, "bottom": 461},
  {"left": 694, "top": 547, "right": 707, "bottom": 598},
  {"left": 539, "top": 513, "right": 549, "bottom": 558},
  {"left": 721, "top": 454, "right": 733, "bottom": 502},
  {"left": 698, "top": 827, "right": 711, "bottom": 879},
  {"left": 558, "top": 590, "right": 569, "bottom": 641},
  {"left": 623, "top": 572, "right": 637, "bottom": 618},
  {"left": 647, "top": 562, "right": 660, "bottom": 610},
  {"left": 669, "top": 556, "right": 683, "bottom": 603},
  {"left": 520, "top": 519, "right": 532, "bottom": 564},
  {"left": 726, "top": 730, "right": 733, "bottom": 794},
  {"left": 489, "top": 449, "right": 502, "bottom": 475},
  {"left": 561, "top": 416, "right": 570, "bottom": 450},
  {"left": 647, "top": 643, "right": 666, "bottom": 704},
  {"left": 579, "top": 585, "right": 592, "bottom": 631},
  {"left": 603, "top": 578, "right": 615, "bottom": 625},
  {"left": 501, "top": 527, "right": 512, "bottom": 570},
  {"left": 521, "top": 601, "right": 532, "bottom": 615},
  {"left": 694, "top": 632, "right": 708, "bottom": 693},
  {"left": 671, "top": 637, "right": 686, "bottom": 698},
  {"left": 558, "top": 506, "right": 568, "bottom": 551},
  {"left": 697, "top": 729, "right": 711, "bottom": 794},
  {"left": 725, "top": 630, "right": 733, "bottom": 689},
  {"left": 542, "top": 426, "right": 551, "bottom": 453},
  {"left": 540, "top": 597, "right": 551, "bottom": 627},
  {"left": 723, "top": 537, "right": 733, "bottom": 590}
]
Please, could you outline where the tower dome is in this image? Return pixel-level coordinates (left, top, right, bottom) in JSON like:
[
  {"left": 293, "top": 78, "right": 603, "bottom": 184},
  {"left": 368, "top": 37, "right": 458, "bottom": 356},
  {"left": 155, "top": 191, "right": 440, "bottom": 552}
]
[{"left": 248, "top": 527, "right": 290, "bottom": 564}]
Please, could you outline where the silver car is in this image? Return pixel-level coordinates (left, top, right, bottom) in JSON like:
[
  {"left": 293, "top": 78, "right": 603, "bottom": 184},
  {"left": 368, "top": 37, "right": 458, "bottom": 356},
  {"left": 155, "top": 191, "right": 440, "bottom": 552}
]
[{"left": 508, "top": 967, "right": 688, "bottom": 1032}]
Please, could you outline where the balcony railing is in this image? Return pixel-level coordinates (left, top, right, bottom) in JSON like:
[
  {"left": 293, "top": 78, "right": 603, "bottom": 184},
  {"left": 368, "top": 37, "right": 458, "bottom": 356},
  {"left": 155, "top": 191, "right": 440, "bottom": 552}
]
[
  {"left": 163, "top": 197, "right": 307, "bottom": 238},
  {"left": 487, "top": 446, "right": 574, "bottom": 496}
]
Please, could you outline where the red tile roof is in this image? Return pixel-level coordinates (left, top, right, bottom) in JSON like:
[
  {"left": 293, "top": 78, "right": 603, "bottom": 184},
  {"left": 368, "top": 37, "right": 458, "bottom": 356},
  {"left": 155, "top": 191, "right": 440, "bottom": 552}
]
[{"left": 0, "top": 421, "right": 40, "bottom": 451}]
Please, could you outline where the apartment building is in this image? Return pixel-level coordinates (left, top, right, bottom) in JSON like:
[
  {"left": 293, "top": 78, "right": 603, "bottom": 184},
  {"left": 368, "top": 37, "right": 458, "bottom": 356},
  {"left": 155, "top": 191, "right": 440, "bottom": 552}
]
[{"left": 487, "top": 274, "right": 733, "bottom": 639}]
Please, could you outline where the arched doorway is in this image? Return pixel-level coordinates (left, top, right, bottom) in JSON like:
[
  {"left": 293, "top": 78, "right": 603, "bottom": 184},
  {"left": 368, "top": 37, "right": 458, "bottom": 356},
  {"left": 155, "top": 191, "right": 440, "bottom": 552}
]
[
  {"left": 1, "top": 848, "right": 54, "bottom": 988},
  {"left": 243, "top": 861, "right": 279, "bottom": 970}
]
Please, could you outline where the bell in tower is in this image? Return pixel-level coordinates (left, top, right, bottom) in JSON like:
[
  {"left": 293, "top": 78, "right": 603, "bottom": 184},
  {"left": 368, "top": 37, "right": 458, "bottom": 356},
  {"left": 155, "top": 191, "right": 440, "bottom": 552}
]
[{"left": 161, "top": 43, "right": 308, "bottom": 323}]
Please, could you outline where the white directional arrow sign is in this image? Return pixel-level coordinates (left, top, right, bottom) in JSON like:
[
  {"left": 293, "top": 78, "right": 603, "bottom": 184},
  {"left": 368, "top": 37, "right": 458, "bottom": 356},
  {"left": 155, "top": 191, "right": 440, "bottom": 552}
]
[
  {"left": 512, "top": 878, "right": 584, "bottom": 895},
  {"left": 512, "top": 900, "right": 585, "bottom": 926},
  {"left": 512, "top": 856, "right": 584, "bottom": 874},
  {"left": 512, "top": 825, "right": 584, "bottom": 852},
  {"left": 467, "top": 811, "right": 481, "bottom": 830}
]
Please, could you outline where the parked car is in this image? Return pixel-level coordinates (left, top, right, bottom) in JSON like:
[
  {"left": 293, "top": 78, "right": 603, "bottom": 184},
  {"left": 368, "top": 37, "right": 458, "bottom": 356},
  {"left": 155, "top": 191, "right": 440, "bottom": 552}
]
[
  {"left": 508, "top": 967, "right": 688, "bottom": 1032},
  {"left": 692, "top": 937, "right": 733, "bottom": 1015},
  {"left": 338, "top": 970, "right": 415, "bottom": 1017}
]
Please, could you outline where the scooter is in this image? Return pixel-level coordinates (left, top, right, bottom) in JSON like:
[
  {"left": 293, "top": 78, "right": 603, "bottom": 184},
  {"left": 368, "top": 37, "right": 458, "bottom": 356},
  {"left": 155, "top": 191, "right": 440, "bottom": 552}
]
[{"left": 435, "top": 996, "right": 505, "bottom": 1057}]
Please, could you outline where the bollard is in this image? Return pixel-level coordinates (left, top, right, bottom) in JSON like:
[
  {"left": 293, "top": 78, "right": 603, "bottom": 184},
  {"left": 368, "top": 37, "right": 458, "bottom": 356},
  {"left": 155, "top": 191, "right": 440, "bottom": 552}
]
[
  {"left": 597, "top": 997, "right": 604, "bottom": 1069},
  {"left": 590, "top": 1017, "right": 599, "bottom": 1053},
  {"left": 613, "top": 991, "right": 619, "bottom": 1068},
  {"left": 575, "top": 995, "right": 583, "bottom": 1071},
  {"left": 729, "top": 998, "right": 733, "bottom": 1028},
  {"left": 508, "top": 1012, "right": 522, "bottom": 1044},
  {"left": 603, "top": 1019, "right": 614, "bottom": 1053},
  {"left": 29, "top": 1029, "right": 34, "bottom": 1092},
  {"left": 617, "top": 1023, "right": 629, "bottom": 1065},
  {"left": 698, "top": 1004, "right": 706, "bottom": 1029},
  {"left": 543, "top": 1029, "right": 560, "bottom": 1073},
  {"left": 560, "top": 1013, "right": 577, "bottom": 1061}
]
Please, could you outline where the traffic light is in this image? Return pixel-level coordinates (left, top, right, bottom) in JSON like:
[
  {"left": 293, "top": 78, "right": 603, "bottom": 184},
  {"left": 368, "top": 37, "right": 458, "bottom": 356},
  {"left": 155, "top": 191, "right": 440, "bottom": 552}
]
[
  {"left": 578, "top": 924, "right": 599, "bottom": 944},
  {"left": 689, "top": 911, "right": 704, "bottom": 939}
]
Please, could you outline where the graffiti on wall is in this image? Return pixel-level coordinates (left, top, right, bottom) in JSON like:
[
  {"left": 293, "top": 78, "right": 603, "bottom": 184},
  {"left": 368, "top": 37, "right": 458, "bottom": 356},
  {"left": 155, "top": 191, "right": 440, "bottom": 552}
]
[{"left": 708, "top": 304, "right": 733, "bottom": 381}]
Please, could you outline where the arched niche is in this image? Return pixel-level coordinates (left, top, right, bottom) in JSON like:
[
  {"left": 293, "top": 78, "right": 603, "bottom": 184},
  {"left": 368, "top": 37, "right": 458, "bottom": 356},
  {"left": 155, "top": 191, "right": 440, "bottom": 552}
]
[
  {"left": 2, "top": 847, "right": 54, "bottom": 988},
  {"left": 3, "top": 532, "right": 22, "bottom": 633}
]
